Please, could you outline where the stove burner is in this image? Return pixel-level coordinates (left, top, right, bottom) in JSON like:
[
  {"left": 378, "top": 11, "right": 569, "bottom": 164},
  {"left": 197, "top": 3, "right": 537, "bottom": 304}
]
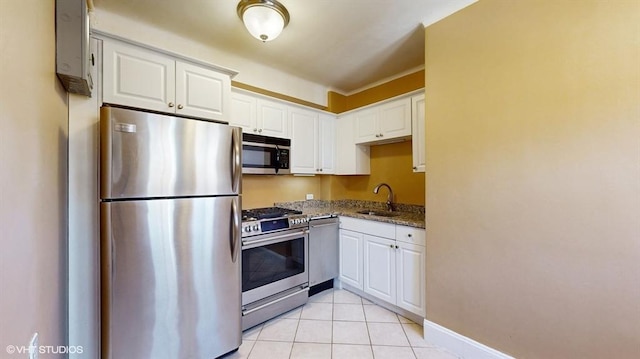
[{"left": 242, "top": 207, "right": 302, "bottom": 221}]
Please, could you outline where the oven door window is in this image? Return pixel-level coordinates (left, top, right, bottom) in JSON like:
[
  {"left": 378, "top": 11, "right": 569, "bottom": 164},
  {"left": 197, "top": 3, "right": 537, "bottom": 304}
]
[
  {"left": 242, "top": 236, "right": 305, "bottom": 292},
  {"left": 242, "top": 144, "right": 276, "bottom": 169}
]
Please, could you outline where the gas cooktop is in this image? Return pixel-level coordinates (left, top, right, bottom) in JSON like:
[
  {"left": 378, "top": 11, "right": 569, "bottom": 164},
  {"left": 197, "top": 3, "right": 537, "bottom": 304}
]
[
  {"left": 241, "top": 207, "right": 302, "bottom": 222},
  {"left": 241, "top": 207, "right": 307, "bottom": 238}
]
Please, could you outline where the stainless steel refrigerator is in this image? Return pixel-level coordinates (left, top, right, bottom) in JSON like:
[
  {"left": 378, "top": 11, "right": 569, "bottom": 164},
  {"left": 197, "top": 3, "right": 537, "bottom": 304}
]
[{"left": 99, "top": 106, "right": 242, "bottom": 359}]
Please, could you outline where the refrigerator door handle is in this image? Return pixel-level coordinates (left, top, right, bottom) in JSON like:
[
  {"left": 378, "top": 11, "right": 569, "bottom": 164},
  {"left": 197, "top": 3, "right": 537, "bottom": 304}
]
[
  {"left": 231, "top": 128, "right": 241, "bottom": 194},
  {"left": 231, "top": 198, "right": 240, "bottom": 263}
]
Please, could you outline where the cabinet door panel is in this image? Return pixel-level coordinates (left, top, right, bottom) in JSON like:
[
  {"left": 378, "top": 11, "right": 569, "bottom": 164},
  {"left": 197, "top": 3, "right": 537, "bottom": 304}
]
[
  {"left": 339, "top": 230, "right": 363, "bottom": 290},
  {"left": 290, "top": 108, "right": 318, "bottom": 174},
  {"left": 396, "top": 243, "right": 425, "bottom": 316},
  {"left": 411, "top": 94, "right": 426, "bottom": 172},
  {"left": 355, "top": 108, "right": 378, "bottom": 144},
  {"left": 230, "top": 92, "right": 257, "bottom": 132},
  {"left": 103, "top": 41, "right": 175, "bottom": 113},
  {"left": 175, "top": 61, "right": 229, "bottom": 121},
  {"left": 363, "top": 235, "right": 396, "bottom": 303},
  {"left": 257, "top": 99, "right": 288, "bottom": 138},
  {"left": 379, "top": 98, "right": 411, "bottom": 139},
  {"left": 318, "top": 115, "right": 336, "bottom": 174}
]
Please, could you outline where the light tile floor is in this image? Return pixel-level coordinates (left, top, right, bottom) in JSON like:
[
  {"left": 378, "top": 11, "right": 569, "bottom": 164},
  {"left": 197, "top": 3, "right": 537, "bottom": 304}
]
[{"left": 222, "top": 288, "right": 463, "bottom": 359}]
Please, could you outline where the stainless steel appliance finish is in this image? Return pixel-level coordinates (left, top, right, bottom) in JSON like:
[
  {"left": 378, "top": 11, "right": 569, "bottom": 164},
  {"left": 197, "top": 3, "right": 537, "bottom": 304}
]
[
  {"left": 242, "top": 133, "right": 291, "bottom": 175},
  {"left": 242, "top": 207, "right": 309, "bottom": 237},
  {"left": 240, "top": 207, "right": 309, "bottom": 330},
  {"left": 242, "top": 228, "right": 309, "bottom": 305},
  {"left": 308, "top": 217, "right": 340, "bottom": 286},
  {"left": 100, "top": 106, "right": 242, "bottom": 359}
]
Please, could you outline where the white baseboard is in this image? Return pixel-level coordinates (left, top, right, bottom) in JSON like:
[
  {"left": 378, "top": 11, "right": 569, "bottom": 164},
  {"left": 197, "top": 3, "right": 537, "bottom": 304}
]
[{"left": 423, "top": 319, "right": 515, "bottom": 359}]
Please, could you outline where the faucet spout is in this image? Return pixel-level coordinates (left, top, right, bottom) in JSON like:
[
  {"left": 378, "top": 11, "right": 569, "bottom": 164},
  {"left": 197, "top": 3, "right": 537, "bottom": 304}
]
[{"left": 373, "top": 183, "right": 395, "bottom": 211}]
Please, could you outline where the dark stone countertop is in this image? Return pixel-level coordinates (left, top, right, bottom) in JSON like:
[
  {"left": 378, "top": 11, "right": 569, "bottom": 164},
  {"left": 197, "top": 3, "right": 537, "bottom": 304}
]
[{"left": 274, "top": 200, "right": 425, "bottom": 229}]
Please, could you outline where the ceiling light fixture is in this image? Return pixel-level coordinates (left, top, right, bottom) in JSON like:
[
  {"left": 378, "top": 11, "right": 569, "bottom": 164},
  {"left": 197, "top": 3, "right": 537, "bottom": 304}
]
[{"left": 237, "top": 0, "right": 290, "bottom": 42}]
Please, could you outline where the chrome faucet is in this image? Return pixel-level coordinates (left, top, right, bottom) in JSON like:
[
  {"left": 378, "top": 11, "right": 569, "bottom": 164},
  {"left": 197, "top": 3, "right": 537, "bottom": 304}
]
[{"left": 373, "top": 183, "right": 395, "bottom": 211}]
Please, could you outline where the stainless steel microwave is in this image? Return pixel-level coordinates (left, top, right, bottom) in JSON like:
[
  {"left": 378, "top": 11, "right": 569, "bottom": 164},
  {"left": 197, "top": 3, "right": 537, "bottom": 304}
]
[{"left": 242, "top": 133, "right": 291, "bottom": 174}]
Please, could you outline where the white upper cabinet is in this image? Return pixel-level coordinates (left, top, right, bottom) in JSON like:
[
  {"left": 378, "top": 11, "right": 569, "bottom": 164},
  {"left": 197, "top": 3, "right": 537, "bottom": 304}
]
[
  {"left": 290, "top": 109, "right": 336, "bottom": 175},
  {"left": 290, "top": 107, "right": 319, "bottom": 174},
  {"left": 257, "top": 99, "right": 289, "bottom": 138},
  {"left": 102, "top": 40, "right": 230, "bottom": 122},
  {"left": 411, "top": 93, "right": 426, "bottom": 172},
  {"left": 355, "top": 97, "right": 411, "bottom": 144},
  {"left": 335, "top": 114, "right": 370, "bottom": 175},
  {"left": 318, "top": 114, "right": 336, "bottom": 174},
  {"left": 230, "top": 91, "right": 289, "bottom": 138},
  {"left": 175, "top": 61, "right": 229, "bottom": 120}
]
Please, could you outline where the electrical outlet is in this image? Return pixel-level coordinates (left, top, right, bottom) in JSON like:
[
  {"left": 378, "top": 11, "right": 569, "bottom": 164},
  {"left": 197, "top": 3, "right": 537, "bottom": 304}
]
[
  {"left": 305, "top": 194, "right": 314, "bottom": 200},
  {"left": 29, "top": 332, "right": 38, "bottom": 359}
]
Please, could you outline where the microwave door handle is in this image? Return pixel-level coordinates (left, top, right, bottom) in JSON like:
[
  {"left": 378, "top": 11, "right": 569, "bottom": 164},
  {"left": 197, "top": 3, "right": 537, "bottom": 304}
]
[{"left": 274, "top": 145, "right": 280, "bottom": 174}]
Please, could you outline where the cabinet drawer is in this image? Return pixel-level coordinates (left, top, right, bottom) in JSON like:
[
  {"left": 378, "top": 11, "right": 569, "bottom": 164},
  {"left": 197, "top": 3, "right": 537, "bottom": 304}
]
[
  {"left": 339, "top": 216, "right": 395, "bottom": 239},
  {"left": 396, "top": 226, "right": 425, "bottom": 246}
]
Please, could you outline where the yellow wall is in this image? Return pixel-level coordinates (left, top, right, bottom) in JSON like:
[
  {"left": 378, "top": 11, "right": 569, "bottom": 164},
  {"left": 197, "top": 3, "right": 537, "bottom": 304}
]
[
  {"left": 329, "top": 70, "right": 425, "bottom": 113},
  {"left": 0, "top": 0, "right": 69, "bottom": 350},
  {"left": 243, "top": 70, "right": 426, "bottom": 208},
  {"left": 424, "top": 0, "right": 640, "bottom": 358},
  {"left": 329, "top": 141, "right": 425, "bottom": 205},
  {"left": 242, "top": 175, "right": 324, "bottom": 208}
]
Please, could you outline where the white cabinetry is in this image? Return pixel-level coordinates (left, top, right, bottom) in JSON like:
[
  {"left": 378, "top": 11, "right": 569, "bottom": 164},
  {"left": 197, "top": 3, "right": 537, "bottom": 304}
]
[
  {"left": 355, "top": 97, "right": 412, "bottom": 144},
  {"left": 290, "top": 108, "right": 335, "bottom": 174},
  {"left": 102, "top": 40, "right": 230, "bottom": 121},
  {"left": 230, "top": 91, "right": 289, "bottom": 138},
  {"left": 411, "top": 93, "right": 426, "bottom": 172},
  {"left": 338, "top": 229, "right": 364, "bottom": 290},
  {"left": 339, "top": 216, "right": 426, "bottom": 317},
  {"left": 335, "top": 114, "right": 370, "bottom": 175},
  {"left": 395, "top": 225, "right": 426, "bottom": 316},
  {"left": 363, "top": 234, "right": 396, "bottom": 304},
  {"left": 318, "top": 114, "right": 336, "bottom": 174}
]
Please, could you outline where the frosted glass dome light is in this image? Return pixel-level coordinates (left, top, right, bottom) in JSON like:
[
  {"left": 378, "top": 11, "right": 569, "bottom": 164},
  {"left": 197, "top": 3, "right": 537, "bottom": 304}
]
[{"left": 237, "top": 0, "right": 290, "bottom": 42}]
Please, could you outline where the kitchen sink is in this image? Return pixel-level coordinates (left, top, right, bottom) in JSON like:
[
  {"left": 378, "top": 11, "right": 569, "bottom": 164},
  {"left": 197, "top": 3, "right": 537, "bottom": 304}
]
[{"left": 355, "top": 210, "right": 398, "bottom": 217}]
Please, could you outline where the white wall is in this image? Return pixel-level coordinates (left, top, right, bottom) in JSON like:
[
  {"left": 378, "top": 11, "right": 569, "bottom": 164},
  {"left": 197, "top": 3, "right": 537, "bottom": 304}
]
[
  {"left": 92, "top": 9, "right": 330, "bottom": 107},
  {"left": 0, "top": 0, "right": 69, "bottom": 356}
]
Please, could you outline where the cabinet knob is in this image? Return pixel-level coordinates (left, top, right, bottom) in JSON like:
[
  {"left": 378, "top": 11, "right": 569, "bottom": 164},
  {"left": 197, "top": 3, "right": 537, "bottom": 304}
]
[
  {"left": 258, "top": 129, "right": 263, "bottom": 133},
  {"left": 395, "top": 245, "right": 399, "bottom": 249},
  {"left": 408, "top": 234, "right": 412, "bottom": 237},
  {"left": 319, "top": 168, "right": 323, "bottom": 172},
  {"left": 379, "top": 133, "right": 384, "bottom": 137},
  {"left": 168, "top": 102, "right": 174, "bottom": 108},
  {"left": 375, "top": 134, "right": 380, "bottom": 138},
  {"left": 253, "top": 128, "right": 258, "bottom": 132},
  {"left": 390, "top": 244, "right": 394, "bottom": 248},
  {"left": 413, "top": 167, "right": 417, "bottom": 170},
  {"left": 177, "top": 104, "right": 184, "bottom": 109}
]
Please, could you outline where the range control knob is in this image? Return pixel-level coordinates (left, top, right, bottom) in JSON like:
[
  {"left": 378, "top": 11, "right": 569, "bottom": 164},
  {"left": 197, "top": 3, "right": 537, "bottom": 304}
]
[
  {"left": 243, "top": 226, "right": 251, "bottom": 233},
  {"left": 252, "top": 224, "right": 260, "bottom": 231}
]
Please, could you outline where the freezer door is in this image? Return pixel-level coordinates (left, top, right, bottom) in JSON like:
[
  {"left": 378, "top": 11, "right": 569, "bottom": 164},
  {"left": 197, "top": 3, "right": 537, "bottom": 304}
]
[
  {"left": 101, "top": 196, "right": 241, "bottom": 359},
  {"left": 101, "top": 106, "right": 242, "bottom": 199}
]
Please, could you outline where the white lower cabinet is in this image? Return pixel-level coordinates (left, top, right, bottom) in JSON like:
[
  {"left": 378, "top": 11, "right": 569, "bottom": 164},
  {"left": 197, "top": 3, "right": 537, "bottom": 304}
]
[
  {"left": 363, "top": 235, "right": 396, "bottom": 303},
  {"left": 338, "top": 229, "right": 364, "bottom": 290},
  {"left": 395, "top": 240, "right": 425, "bottom": 316},
  {"left": 339, "top": 216, "right": 426, "bottom": 317}
]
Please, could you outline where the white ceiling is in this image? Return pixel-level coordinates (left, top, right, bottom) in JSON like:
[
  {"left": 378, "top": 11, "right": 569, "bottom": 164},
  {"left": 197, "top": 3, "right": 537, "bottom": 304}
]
[{"left": 92, "top": 0, "right": 477, "bottom": 94}]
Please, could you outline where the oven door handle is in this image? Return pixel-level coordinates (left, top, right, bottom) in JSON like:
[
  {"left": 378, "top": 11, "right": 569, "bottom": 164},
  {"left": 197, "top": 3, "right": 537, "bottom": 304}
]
[{"left": 242, "top": 230, "right": 308, "bottom": 249}]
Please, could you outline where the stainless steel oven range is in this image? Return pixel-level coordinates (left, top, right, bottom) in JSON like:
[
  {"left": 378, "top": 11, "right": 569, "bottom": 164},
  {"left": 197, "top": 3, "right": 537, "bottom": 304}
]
[{"left": 241, "top": 207, "right": 309, "bottom": 330}]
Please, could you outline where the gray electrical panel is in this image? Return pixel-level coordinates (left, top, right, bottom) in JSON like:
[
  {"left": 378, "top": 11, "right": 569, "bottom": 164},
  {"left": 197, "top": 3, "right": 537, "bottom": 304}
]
[{"left": 56, "top": 0, "right": 93, "bottom": 96}]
